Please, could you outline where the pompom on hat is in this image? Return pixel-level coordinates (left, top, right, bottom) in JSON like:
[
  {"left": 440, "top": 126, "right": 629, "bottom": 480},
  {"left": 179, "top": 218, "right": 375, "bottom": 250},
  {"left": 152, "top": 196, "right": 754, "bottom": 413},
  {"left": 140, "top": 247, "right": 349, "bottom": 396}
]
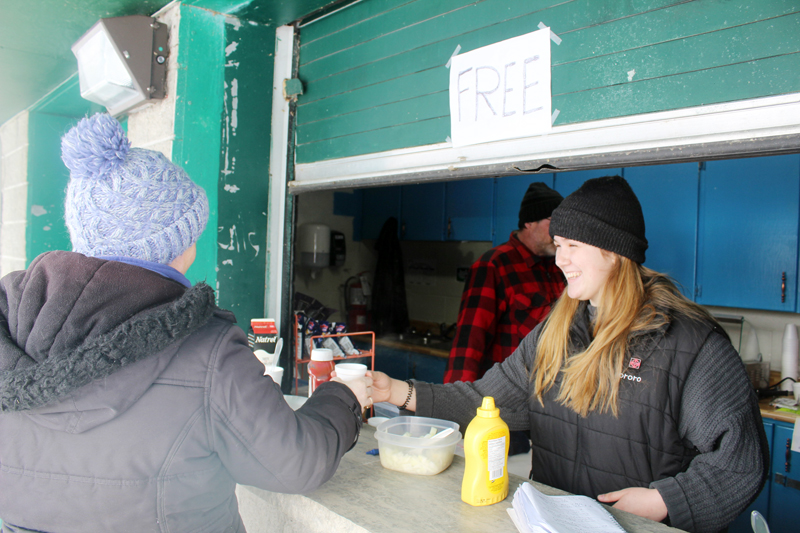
[
  {"left": 61, "top": 113, "right": 209, "bottom": 265},
  {"left": 549, "top": 175, "right": 648, "bottom": 263}
]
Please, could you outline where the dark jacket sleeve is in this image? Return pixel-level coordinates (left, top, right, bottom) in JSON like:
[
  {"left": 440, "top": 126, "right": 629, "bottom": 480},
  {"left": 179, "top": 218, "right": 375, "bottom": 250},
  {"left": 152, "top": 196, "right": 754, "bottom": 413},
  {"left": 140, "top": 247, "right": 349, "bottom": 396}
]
[
  {"left": 206, "top": 324, "right": 362, "bottom": 494},
  {"left": 650, "top": 331, "right": 769, "bottom": 533},
  {"left": 418, "top": 323, "right": 542, "bottom": 431}
]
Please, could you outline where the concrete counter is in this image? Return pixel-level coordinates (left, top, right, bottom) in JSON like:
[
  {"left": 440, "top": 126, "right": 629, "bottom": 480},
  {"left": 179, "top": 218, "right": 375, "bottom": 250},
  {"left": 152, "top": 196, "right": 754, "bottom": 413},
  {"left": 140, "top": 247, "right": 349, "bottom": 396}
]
[{"left": 236, "top": 425, "right": 684, "bottom": 533}]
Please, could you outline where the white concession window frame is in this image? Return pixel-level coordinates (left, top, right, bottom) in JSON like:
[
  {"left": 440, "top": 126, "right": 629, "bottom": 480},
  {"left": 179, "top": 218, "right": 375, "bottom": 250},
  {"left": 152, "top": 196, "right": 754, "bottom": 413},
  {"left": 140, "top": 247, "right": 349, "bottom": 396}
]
[
  {"left": 290, "top": 92, "right": 800, "bottom": 193},
  {"left": 266, "top": 24, "right": 295, "bottom": 331}
]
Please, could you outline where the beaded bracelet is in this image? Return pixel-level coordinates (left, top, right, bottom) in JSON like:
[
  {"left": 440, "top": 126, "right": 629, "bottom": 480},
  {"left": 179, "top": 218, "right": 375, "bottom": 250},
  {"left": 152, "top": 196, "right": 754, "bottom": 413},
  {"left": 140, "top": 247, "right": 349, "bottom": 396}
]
[{"left": 400, "top": 379, "right": 414, "bottom": 410}]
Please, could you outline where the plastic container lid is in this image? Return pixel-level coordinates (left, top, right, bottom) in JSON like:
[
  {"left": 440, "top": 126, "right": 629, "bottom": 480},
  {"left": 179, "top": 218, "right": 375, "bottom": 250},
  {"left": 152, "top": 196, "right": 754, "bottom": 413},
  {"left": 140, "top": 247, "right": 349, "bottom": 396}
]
[
  {"left": 310, "top": 348, "right": 333, "bottom": 361},
  {"left": 373, "top": 416, "right": 461, "bottom": 476}
]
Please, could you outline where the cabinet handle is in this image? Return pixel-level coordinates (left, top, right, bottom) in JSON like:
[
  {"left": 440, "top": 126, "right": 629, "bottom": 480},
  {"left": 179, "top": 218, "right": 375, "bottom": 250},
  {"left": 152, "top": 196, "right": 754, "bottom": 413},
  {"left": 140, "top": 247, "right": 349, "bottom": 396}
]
[
  {"left": 786, "top": 438, "right": 792, "bottom": 473},
  {"left": 781, "top": 272, "right": 786, "bottom": 303},
  {"left": 447, "top": 217, "right": 452, "bottom": 239},
  {"left": 401, "top": 222, "right": 406, "bottom": 238}
]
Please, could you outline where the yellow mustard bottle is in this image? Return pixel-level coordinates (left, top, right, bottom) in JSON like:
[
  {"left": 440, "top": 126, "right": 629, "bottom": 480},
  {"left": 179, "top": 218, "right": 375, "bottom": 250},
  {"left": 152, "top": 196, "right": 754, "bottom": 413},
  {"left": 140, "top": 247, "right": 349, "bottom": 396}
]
[{"left": 461, "top": 396, "right": 510, "bottom": 506}]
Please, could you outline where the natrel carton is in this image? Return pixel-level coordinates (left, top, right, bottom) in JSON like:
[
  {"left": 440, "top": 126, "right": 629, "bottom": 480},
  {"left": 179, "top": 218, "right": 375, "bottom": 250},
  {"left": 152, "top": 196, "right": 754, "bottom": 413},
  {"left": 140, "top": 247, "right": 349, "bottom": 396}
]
[{"left": 250, "top": 319, "right": 279, "bottom": 366}]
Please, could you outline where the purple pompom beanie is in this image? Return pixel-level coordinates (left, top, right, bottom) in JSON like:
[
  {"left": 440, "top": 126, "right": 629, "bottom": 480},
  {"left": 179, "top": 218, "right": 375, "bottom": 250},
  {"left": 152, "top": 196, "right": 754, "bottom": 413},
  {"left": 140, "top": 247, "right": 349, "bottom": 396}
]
[{"left": 60, "top": 113, "right": 209, "bottom": 265}]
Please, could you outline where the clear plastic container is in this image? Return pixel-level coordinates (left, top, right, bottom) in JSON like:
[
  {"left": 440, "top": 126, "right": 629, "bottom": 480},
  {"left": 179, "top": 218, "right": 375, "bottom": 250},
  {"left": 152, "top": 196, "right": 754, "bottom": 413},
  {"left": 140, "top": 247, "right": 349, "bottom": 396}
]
[{"left": 373, "top": 416, "right": 461, "bottom": 476}]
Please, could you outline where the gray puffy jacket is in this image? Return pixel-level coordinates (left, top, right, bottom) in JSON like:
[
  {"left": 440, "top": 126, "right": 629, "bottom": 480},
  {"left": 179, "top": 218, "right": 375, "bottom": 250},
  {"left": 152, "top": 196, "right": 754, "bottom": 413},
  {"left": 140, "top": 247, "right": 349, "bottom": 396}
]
[{"left": 0, "top": 251, "right": 361, "bottom": 532}]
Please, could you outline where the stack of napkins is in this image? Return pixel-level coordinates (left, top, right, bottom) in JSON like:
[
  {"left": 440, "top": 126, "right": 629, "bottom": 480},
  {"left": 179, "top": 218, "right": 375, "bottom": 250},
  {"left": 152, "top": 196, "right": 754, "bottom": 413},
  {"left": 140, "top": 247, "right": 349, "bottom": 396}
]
[{"left": 508, "top": 482, "right": 626, "bottom": 533}]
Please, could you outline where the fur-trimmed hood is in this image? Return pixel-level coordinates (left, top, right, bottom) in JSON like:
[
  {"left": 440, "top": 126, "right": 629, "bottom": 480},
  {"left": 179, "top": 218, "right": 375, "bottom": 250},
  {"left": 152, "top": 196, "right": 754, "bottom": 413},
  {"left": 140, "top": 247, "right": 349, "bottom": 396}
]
[{"left": 0, "top": 251, "right": 217, "bottom": 430}]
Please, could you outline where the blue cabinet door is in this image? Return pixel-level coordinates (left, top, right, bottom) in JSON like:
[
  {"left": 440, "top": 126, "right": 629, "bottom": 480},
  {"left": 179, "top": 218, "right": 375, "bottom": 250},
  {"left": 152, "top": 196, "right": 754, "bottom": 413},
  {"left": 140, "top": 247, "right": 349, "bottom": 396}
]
[
  {"left": 493, "top": 175, "right": 555, "bottom": 247},
  {"left": 445, "top": 178, "right": 495, "bottom": 242},
  {"left": 697, "top": 155, "right": 800, "bottom": 311},
  {"left": 401, "top": 182, "right": 446, "bottom": 241},
  {"left": 362, "top": 186, "right": 402, "bottom": 240},
  {"left": 728, "top": 419, "right": 773, "bottom": 532},
  {"left": 624, "top": 163, "right": 699, "bottom": 299},
  {"left": 553, "top": 168, "right": 625, "bottom": 197},
  {"left": 769, "top": 421, "right": 800, "bottom": 533}
]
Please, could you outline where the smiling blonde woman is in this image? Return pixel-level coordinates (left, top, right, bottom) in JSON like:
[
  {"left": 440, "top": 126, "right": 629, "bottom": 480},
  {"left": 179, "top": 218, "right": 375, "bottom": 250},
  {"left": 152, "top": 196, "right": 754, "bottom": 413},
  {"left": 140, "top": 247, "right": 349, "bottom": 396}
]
[{"left": 372, "top": 176, "right": 768, "bottom": 533}]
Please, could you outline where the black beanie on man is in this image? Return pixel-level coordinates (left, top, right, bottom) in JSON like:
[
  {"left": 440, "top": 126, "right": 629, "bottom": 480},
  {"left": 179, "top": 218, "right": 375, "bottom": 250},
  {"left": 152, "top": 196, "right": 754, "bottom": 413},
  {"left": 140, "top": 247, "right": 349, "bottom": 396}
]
[
  {"left": 517, "top": 182, "right": 564, "bottom": 229},
  {"left": 549, "top": 175, "right": 648, "bottom": 263}
]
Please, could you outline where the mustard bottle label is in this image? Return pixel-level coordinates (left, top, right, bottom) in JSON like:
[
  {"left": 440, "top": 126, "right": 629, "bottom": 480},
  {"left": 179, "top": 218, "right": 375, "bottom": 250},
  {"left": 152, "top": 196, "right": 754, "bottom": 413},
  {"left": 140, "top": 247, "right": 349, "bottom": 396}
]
[{"left": 478, "top": 429, "right": 507, "bottom": 492}]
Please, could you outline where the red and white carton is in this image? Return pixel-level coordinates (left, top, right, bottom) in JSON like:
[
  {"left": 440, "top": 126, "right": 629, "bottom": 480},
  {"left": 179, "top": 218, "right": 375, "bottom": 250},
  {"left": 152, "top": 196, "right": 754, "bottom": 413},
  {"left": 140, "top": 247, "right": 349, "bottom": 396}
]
[{"left": 250, "top": 319, "right": 280, "bottom": 367}]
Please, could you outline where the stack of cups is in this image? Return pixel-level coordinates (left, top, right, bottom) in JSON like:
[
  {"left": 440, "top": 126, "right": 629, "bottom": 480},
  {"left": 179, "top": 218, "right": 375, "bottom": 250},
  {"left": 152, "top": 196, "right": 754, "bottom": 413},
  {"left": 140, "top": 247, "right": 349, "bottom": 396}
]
[{"left": 781, "top": 324, "right": 798, "bottom": 392}]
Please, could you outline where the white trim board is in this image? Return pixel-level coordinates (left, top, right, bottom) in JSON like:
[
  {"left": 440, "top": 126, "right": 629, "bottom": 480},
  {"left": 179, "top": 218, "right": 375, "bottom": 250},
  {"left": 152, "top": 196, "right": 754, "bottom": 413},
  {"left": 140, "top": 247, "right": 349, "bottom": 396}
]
[
  {"left": 265, "top": 24, "right": 294, "bottom": 331},
  {"left": 291, "top": 92, "right": 800, "bottom": 192}
]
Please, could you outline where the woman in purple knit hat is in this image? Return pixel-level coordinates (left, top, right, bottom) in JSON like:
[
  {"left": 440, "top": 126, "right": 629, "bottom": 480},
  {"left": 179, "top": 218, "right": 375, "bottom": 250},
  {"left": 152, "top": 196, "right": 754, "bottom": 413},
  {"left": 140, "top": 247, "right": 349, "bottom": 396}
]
[{"left": 0, "top": 113, "right": 371, "bottom": 532}]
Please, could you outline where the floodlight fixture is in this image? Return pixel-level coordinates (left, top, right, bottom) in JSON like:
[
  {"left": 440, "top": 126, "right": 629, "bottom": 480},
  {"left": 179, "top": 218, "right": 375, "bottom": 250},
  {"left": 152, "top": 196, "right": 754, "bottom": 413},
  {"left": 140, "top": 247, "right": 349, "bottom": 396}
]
[{"left": 71, "top": 15, "right": 168, "bottom": 116}]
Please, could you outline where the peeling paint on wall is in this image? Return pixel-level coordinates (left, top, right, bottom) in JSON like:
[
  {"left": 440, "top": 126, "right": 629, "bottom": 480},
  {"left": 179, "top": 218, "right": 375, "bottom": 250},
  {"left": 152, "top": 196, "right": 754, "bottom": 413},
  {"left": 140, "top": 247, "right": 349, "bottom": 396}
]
[
  {"left": 215, "top": 18, "right": 273, "bottom": 325},
  {"left": 31, "top": 205, "right": 47, "bottom": 216},
  {"left": 231, "top": 78, "right": 239, "bottom": 132},
  {"left": 218, "top": 224, "right": 261, "bottom": 257},
  {"left": 226, "top": 16, "right": 242, "bottom": 31}
]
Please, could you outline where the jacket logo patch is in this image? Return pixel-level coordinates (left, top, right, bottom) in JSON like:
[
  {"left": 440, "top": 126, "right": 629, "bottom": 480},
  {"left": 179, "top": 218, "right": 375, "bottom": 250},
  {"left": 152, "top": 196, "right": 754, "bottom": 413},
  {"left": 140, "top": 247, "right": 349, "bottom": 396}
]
[{"left": 629, "top": 357, "right": 641, "bottom": 369}]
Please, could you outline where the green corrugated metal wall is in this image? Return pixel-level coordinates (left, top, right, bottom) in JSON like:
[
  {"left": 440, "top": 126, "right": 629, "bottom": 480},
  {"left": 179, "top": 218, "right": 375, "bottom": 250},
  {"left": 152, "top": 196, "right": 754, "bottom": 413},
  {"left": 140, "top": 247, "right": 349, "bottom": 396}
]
[{"left": 294, "top": 0, "right": 800, "bottom": 164}]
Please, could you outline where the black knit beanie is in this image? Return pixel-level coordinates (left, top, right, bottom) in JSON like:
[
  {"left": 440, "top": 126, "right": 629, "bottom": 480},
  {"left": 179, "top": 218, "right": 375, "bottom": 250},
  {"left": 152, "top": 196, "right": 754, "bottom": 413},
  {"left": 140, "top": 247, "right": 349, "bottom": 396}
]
[
  {"left": 518, "top": 182, "right": 564, "bottom": 228},
  {"left": 549, "top": 175, "right": 648, "bottom": 263}
]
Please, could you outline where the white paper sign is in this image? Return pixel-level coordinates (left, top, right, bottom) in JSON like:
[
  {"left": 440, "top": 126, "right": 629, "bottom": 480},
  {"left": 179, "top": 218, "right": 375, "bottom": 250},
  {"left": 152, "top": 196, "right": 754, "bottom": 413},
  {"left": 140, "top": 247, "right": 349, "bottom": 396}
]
[{"left": 449, "top": 28, "right": 552, "bottom": 148}]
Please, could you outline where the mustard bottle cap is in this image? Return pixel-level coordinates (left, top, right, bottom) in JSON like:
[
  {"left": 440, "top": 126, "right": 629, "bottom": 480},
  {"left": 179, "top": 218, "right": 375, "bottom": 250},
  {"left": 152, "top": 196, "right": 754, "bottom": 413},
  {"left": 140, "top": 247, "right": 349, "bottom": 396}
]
[{"left": 476, "top": 396, "right": 500, "bottom": 418}]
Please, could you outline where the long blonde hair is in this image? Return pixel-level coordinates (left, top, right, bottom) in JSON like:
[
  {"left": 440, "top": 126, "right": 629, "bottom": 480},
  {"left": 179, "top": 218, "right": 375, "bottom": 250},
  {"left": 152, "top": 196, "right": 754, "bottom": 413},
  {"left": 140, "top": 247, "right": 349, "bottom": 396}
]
[{"left": 533, "top": 256, "right": 715, "bottom": 417}]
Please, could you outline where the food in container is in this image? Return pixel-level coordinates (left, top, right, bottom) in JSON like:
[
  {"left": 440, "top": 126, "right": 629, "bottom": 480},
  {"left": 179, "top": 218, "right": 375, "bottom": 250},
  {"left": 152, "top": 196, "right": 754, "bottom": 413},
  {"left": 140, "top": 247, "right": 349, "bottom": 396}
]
[{"left": 373, "top": 416, "right": 461, "bottom": 476}]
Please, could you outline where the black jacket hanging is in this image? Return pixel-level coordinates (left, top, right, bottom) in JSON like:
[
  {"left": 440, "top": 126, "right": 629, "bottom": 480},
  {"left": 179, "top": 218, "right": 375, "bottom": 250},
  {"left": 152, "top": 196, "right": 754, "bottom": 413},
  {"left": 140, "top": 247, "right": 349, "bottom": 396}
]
[{"left": 370, "top": 217, "right": 410, "bottom": 336}]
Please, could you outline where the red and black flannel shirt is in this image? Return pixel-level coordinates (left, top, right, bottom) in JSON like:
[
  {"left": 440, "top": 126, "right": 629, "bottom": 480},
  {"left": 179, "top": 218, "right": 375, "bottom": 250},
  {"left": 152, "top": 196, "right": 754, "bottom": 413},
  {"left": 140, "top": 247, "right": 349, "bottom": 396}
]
[{"left": 444, "top": 232, "right": 565, "bottom": 383}]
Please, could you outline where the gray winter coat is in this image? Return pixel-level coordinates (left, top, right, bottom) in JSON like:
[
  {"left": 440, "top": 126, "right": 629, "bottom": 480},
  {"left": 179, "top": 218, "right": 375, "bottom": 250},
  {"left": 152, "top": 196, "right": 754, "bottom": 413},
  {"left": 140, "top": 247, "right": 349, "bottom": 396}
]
[{"left": 0, "top": 251, "right": 362, "bottom": 532}]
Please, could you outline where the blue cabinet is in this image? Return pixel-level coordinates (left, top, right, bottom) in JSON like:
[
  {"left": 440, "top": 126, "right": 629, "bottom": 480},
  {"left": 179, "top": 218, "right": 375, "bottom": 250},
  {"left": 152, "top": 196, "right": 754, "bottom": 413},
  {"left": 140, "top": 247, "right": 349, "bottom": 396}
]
[
  {"left": 361, "top": 186, "right": 401, "bottom": 240},
  {"left": 768, "top": 421, "right": 800, "bottom": 533},
  {"left": 356, "top": 155, "right": 800, "bottom": 312},
  {"left": 624, "top": 163, "right": 698, "bottom": 298},
  {"left": 493, "top": 175, "right": 555, "bottom": 247},
  {"left": 445, "top": 178, "right": 495, "bottom": 242},
  {"left": 730, "top": 417, "right": 799, "bottom": 533},
  {"left": 554, "top": 168, "right": 624, "bottom": 198},
  {"left": 362, "top": 180, "right": 494, "bottom": 242},
  {"left": 696, "top": 155, "right": 800, "bottom": 311},
  {"left": 400, "top": 182, "right": 446, "bottom": 241},
  {"left": 729, "top": 419, "right": 773, "bottom": 532}
]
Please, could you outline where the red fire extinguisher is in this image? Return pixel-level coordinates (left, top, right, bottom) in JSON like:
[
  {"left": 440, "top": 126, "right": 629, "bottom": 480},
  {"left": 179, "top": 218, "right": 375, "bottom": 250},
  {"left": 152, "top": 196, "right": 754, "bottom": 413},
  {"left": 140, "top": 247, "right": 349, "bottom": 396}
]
[{"left": 345, "top": 272, "right": 371, "bottom": 332}]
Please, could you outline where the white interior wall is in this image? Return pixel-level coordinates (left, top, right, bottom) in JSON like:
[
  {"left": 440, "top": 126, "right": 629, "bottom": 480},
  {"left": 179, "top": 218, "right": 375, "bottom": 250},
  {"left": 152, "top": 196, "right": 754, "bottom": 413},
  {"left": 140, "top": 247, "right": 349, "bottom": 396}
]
[
  {"left": 0, "top": 111, "right": 29, "bottom": 277},
  {"left": 709, "top": 306, "right": 800, "bottom": 376},
  {"left": 294, "top": 190, "right": 378, "bottom": 323}
]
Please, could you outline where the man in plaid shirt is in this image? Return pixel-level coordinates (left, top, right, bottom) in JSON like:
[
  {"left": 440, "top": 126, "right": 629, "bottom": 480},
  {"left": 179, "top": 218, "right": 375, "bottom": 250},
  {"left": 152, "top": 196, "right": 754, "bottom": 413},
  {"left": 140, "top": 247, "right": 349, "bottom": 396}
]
[{"left": 445, "top": 182, "right": 566, "bottom": 384}]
